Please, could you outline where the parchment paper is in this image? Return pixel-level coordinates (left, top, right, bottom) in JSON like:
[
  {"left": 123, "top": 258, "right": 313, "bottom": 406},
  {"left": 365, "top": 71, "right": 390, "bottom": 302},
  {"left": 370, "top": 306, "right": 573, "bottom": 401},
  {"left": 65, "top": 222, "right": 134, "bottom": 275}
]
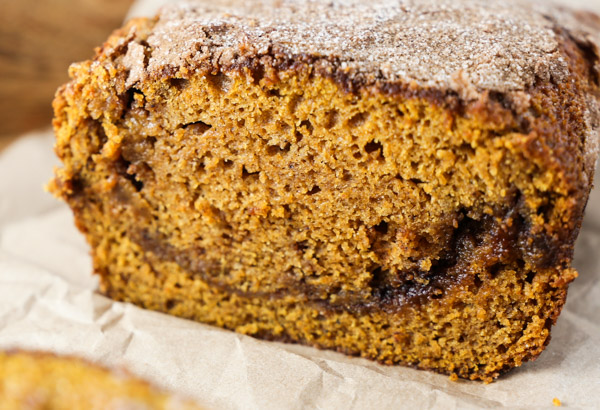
[{"left": 2, "top": 1, "right": 600, "bottom": 407}]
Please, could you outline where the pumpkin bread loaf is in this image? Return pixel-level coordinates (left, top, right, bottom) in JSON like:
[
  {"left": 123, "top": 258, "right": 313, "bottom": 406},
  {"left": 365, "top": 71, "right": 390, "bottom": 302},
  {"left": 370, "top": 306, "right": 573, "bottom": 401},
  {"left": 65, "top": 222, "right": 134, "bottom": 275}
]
[
  {"left": 51, "top": 0, "right": 600, "bottom": 381},
  {"left": 0, "top": 351, "right": 200, "bottom": 409}
]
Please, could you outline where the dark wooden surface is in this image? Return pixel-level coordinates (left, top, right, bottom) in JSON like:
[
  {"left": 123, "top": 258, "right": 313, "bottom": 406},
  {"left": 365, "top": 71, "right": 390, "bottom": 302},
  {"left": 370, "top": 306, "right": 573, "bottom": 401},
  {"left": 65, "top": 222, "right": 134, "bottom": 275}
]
[{"left": 0, "top": 0, "right": 135, "bottom": 142}]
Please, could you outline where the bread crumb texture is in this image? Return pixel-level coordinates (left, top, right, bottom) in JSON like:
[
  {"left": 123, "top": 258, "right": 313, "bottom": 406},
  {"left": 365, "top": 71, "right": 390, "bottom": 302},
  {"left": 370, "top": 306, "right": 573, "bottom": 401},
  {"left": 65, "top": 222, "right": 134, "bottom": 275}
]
[{"left": 51, "top": 0, "right": 600, "bottom": 381}]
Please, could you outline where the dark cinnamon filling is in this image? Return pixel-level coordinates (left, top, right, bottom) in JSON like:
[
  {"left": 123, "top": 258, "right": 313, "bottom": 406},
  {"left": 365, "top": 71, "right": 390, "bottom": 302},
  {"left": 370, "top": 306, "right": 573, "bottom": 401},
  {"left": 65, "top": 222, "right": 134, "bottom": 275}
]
[{"left": 129, "top": 204, "right": 542, "bottom": 314}]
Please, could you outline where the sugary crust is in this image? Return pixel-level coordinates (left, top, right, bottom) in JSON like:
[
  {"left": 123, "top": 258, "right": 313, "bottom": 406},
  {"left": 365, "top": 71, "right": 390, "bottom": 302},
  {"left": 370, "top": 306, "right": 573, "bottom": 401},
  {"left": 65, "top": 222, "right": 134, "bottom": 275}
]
[
  {"left": 583, "top": 97, "right": 600, "bottom": 186},
  {"left": 116, "top": 0, "right": 588, "bottom": 92}
]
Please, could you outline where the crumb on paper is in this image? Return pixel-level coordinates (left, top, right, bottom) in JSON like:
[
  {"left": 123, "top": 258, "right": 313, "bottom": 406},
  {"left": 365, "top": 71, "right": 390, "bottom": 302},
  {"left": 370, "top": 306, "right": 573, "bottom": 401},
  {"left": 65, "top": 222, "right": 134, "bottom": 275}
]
[
  {"left": 553, "top": 397, "right": 562, "bottom": 407},
  {"left": 448, "top": 373, "right": 458, "bottom": 382}
]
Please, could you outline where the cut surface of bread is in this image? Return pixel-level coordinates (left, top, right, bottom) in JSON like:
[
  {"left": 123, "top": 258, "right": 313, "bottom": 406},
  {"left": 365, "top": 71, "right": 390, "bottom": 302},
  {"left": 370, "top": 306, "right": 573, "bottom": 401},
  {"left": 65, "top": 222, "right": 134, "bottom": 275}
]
[{"left": 51, "top": 0, "right": 600, "bottom": 381}]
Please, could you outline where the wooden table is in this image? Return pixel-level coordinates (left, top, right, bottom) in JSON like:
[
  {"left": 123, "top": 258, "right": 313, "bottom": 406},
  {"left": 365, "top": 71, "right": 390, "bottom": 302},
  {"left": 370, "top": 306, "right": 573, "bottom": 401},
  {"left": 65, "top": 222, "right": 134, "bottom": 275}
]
[{"left": 0, "top": 0, "right": 135, "bottom": 143}]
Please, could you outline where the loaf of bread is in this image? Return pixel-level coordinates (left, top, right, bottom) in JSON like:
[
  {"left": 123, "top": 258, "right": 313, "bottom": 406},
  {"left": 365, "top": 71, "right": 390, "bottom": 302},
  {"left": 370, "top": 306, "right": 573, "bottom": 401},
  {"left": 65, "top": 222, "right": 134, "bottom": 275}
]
[
  {"left": 51, "top": 0, "right": 600, "bottom": 381},
  {"left": 0, "top": 351, "right": 200, "bottom": 409}
]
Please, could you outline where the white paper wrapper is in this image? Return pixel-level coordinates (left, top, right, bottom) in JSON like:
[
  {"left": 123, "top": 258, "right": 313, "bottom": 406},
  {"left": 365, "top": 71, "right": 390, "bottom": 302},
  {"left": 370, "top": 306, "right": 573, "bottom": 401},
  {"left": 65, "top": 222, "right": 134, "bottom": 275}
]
[{"left": 2, "top": 1, "right": 600, "bottom": 406}]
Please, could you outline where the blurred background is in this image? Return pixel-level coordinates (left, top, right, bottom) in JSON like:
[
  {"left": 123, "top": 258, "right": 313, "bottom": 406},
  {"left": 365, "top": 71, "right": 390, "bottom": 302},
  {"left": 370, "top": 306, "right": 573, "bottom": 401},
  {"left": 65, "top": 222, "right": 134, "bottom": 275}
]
[{"left": 0, "top": 0, "right": 135, "bottom": 149}]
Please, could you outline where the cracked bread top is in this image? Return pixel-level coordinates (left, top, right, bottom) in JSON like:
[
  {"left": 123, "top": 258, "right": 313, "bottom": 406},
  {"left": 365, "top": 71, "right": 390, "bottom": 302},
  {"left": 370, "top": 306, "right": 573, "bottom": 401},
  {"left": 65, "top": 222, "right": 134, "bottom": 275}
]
[{"left": 119, "top": 0, "right": 600, "bottom": 97}]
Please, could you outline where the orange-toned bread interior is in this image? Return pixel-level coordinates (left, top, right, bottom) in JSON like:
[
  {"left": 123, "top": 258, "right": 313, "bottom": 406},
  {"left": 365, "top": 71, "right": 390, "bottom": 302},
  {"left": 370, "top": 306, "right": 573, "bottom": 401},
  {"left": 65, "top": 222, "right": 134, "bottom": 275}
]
[{"left": 51, "top": 19, "right": 595, "bottom": 382}]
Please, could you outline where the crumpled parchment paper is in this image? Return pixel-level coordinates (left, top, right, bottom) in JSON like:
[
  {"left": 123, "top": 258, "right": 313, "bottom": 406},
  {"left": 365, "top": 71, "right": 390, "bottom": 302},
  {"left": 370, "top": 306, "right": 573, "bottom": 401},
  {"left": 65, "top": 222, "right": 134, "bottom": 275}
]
[{"left": 1, "top": 1, "right": 600, "bottom": 406}]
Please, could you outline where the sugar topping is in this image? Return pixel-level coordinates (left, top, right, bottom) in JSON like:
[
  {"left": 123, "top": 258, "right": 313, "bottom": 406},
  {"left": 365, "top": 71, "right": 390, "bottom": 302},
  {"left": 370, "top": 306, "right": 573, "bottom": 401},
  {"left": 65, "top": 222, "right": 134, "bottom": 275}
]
[{"left": 122, "top": 0, "right": 600, "bottom": 99}]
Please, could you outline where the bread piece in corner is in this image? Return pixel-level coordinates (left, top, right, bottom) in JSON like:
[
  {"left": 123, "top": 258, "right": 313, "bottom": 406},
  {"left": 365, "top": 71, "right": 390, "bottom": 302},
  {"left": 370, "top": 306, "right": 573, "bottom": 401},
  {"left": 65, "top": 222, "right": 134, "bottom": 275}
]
[{"left": 0, "top": 351, "right": 201, "bottom": 409}]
